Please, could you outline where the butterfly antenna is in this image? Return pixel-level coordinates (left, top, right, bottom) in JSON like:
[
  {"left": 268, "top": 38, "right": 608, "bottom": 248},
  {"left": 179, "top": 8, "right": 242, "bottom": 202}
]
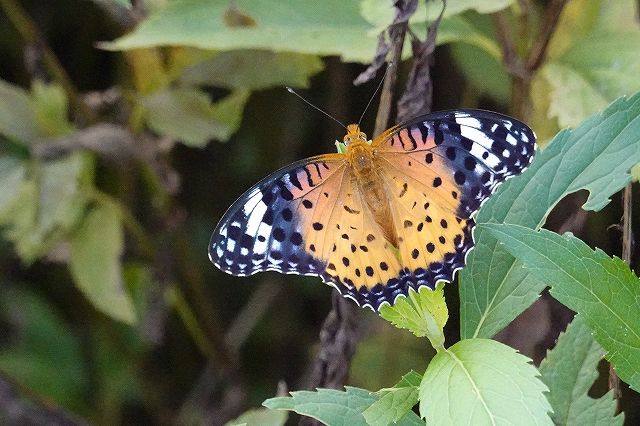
[
  {"left": 358, "top": 61, "right": 394, "bottom": 127},
  {"left": 286, "top": 87, "right": 348, "bottom": 130}
]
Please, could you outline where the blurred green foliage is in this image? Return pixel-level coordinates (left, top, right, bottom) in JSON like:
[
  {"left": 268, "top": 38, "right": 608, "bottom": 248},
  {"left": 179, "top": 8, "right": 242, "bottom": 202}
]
[{"left": 0, "top": 0, "right": 639, "bottom": 424}]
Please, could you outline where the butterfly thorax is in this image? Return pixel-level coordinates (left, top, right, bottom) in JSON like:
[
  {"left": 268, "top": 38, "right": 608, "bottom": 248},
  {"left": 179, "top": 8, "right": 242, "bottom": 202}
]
[{"left": 346, "top": 138, "right": 400, "bottom": 248}]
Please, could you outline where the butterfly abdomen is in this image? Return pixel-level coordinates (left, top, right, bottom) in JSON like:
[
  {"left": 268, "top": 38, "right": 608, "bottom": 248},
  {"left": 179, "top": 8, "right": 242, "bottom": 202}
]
[{"left": 347, "top": 141, "right": 399, "bottom": 247}]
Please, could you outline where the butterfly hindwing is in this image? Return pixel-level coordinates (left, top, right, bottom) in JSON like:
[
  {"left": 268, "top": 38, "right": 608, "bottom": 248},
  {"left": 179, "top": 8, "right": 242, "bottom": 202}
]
[
  {"left": 379, "top": 159, "right": 476, "bottom": 294},
  {"left": 312, "top": 175, "right": 407, "bottom": 309}
]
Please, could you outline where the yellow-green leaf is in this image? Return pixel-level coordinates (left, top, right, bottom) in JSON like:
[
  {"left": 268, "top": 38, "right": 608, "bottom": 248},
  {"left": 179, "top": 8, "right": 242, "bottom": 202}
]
[
  {"left": 379, "top": 283, "right": 447, "bottom": 351},
  {"left": 419, "top": 339, "right": 552, "bottom": 425},
  {"left": 70, "top": 204, "right": 136, "bottom": 324}
]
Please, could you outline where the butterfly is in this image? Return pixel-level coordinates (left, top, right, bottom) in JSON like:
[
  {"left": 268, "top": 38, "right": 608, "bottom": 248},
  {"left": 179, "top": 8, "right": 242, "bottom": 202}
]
[{"left": 209, "top": 110, "right": 535, "bottom": 310}]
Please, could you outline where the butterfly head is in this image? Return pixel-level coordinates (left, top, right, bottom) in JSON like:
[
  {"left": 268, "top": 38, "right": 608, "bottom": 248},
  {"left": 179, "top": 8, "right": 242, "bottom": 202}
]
[{"left": 343, "top": 124, "right": 369, "bottom": 146}]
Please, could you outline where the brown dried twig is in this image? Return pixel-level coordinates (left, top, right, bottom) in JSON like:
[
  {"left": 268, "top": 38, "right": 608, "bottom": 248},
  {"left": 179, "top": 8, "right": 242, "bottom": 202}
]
[
  {"left": 353, "top": 0, "right": 417, "bottom": 89},
  {"left": 304, "top": 292, "right": 360, "bottom": 391},
  {"left": 492, "top": 0, "right": 569, "bottom": 118},
  {"left": 372, "top": 0, "right": 416, "bottom": 136},
  {"left": 525, "top": 0, "right": 568, "bottom": 72},
  {"left": 610, "top": 185, "right": 633, "bottom": 406},
  {"left": 396, "top": 0, "right": 446, "bottom": 122}
]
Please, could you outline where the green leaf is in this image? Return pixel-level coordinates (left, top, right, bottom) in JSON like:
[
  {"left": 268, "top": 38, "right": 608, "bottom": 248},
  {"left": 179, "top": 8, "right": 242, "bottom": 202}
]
[
  {"left": 379, "top": 283, "right": 447, "bottom": 351},
  {"left": 595, "top": 0, "right": 640, "bottom": 33},
  {"left": 35, "top": 154, "right": 90, "bottom": 238},
  {"left": 180, "top": 50, "right": 323, "bottom": 90},
  {"left": 141, "top": 87, "right": 249, "bottom": 146},
  {"left": 631, "top": 163, "right": 640, "bottom": 182},
  {"left": 363, "top": 371, "right": 422, "bottom": 426},
  {"left": 543, "top": 31, "right": 640, "bottom": 128},
  {"left": 90, "top": 0, "right": 132, "bottom": 8},
  {"left": 209, "top": 90, "right": 251, "bottom": 142},
  {"left": 106, "top": 0, "right": 503, "bottom": 65},
  {"left": 435, "top": 15, "right": 502, "bottom": 59},
  {"left": 482, "top": 223, "right": 640, "bottom": 392},
  {"left": 545, "top": 0, "right": 603, "bottom": 59},
  {"left": 540, "top": 0, "right": 640, "bottom": 128},
  {"left": 539, "top": 316, "right": 624, "bottom": 426},
  {"left": 122, "top": 263, "right": 155, "bottom": 325},
  {"left": 225, "top": 407, "right": 287, "bottom": 426},
  {"left": 0, "top": 79, "right": 39, "bottom": 143},
  {"left": 419, "top": 339, "right": 552, "bottom": 425},
  {"left": 105, "top": 0, "right": 378, "bottom": 63},
  {"left": 459, "top": 92, "right": 640, "bottom": 340},
  {"left": 2, "top": 153, "right": 91, "bottom": 263},
  {"left": 263, "top": 386, "right": 423, "bottom": 426},
  {"left": 30, "top": 81, "right": 74, "bottom": 137},
  {"left": 561, "top": 31, "right": 640, "bottom": 99},
  {"left": 385, "top": 370, "right": 422, "bottom": 388},
  {"left": 450, "top": 41, "right": 510, "bottom": 103},
  {"left": 70, "top": 204, "right": 136, "bottom": 324},
  {"left": 540, "top": 62, "right": 609, "bottom": 129},
  {"left": 113, "top": 0, "right": 131, "bottom": 8},
  {"left": 0, "top": 157, "right": 26, "bottom": 219}
]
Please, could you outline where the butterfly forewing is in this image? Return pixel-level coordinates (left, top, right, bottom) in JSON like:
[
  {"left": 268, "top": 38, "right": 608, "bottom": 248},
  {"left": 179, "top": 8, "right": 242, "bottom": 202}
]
[
  {"left": 209, "top": 153, "right": 411, "bottom": 309},
  {"left": 209, "top": 154, "right": 346, "bottom": 278},
  {"left": 375, "top": 110, "right": 535, "bottom": 217},
  {"left": 365, "top": 110, "right": 535, "bottom": 302}
]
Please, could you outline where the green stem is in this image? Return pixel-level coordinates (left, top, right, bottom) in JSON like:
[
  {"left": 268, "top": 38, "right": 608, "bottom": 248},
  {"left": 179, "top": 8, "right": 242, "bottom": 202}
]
[
  {"left": 138, "top": 160, "right": 171, "bottom": 211},
  {"left": 168, "top": 285, "right": 214, "bottom": 357}
]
